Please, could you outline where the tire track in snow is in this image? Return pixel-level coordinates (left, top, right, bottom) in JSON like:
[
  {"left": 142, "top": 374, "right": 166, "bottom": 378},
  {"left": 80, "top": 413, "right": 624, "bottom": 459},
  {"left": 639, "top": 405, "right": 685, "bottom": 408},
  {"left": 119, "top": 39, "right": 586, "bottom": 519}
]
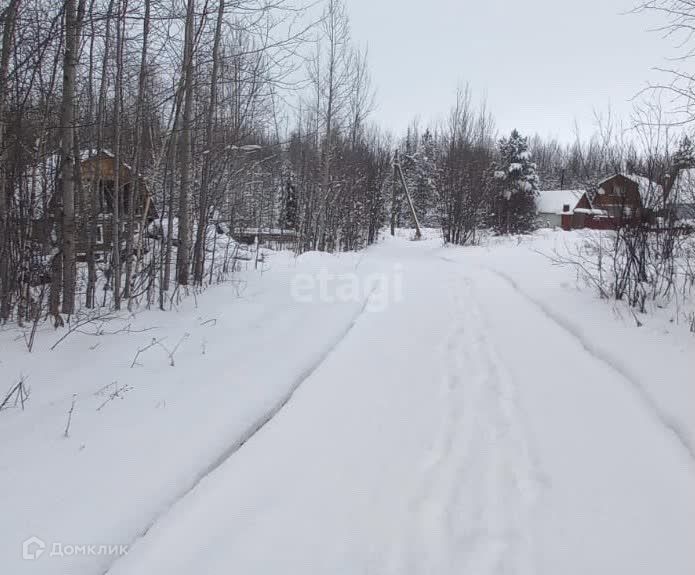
[
  {"left": 453, "top": 274, "right": 542, "bottom": 574},
  {"left": 102, "top": 293, "right": 375, "bottom": 575},
  {"left": 482, "top": 264, "right": 695, "bottom": 465},
  {"left": 388, "top": 271, "right": 541, "bottom": 575}
]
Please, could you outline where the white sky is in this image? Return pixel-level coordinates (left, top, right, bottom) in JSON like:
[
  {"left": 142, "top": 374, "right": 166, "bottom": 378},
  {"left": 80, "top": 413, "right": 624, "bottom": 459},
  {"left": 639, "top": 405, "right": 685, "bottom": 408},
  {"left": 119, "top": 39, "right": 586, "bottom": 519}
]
[{"left": 346, "top": 0, "right": 675, "bottom": 142}]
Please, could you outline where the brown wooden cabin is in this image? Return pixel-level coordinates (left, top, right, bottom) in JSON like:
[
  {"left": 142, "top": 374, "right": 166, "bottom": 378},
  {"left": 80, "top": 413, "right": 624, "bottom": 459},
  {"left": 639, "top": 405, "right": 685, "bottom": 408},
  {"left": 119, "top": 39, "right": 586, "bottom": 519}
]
[
  {"left": 79, "top": 151, "right": 156, "bottom": 257},
  {"left": 571, "top": 174, "right": 662, "bottom": 230},
  {"left": 32, "top": 150, "right": 156, "bottom": 259}
]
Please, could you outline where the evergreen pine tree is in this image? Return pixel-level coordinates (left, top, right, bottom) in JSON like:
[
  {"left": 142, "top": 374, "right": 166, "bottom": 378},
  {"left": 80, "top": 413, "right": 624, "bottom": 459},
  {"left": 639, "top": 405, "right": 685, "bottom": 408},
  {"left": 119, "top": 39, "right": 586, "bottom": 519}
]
[
  {"left": 672, "top": 135, "right": 695, "bottom": 171},
  {"left": 414, "top": 129, "right": 440, "bottom": 226},
  {"left": 283, "top": 174, "right": 299, "bottom": 231},
  {"left": 492, "top": 129, "right": 539, "bottom": 234}
]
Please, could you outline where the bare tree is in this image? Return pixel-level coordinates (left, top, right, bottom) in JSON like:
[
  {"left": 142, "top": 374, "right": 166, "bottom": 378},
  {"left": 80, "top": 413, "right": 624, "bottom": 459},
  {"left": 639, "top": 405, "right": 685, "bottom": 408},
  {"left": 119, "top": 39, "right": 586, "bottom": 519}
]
[
  {"left": 634, "top": 1, "right": 695, "bottom": 126},
  {"left": 0, "top": 0, "right": 22, "bottom": 321},
  {"left": 193, "top": 0, "right": 225, "bottom": 285},
  {"left": 60, "top": 0, "right": 83, "bottom": 315},
  {"left": 315, "top": 0, "right": 351, "bottom": 250},
  {"left": 125, "top": 0, "right": 151, "bottom": 305},
  {"left": 175, "top": 0, "right": 196, "bottom": 287}
]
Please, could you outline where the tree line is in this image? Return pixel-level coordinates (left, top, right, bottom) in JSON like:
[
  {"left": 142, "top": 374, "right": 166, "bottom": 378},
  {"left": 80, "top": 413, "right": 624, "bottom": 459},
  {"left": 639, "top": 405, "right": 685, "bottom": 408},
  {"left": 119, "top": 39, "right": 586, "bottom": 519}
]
[
  {"left": 0, "top": 0, "right": 394, "bottom": 326},
  {"left": 1, "top": 0, "right": 694, "bottom": 328}
]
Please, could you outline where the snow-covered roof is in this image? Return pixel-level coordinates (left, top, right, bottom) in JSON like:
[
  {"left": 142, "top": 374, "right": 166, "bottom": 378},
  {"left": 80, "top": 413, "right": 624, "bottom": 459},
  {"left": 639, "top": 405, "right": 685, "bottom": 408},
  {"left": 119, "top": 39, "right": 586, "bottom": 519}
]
[
  {"left": 597, "top": 173, "right": 663, "bottom": 204},
  {"left": 236, "top": 227, "right": 298, "bottom": 236},
  {"left": 536, "top": 189, "right": 584, "bottom": 215},
  {"left": 224, "top": 144, "right": 263, "bottom": 153},
  {"left": 80, "top": 148, "right": 115, "bottom": 161},
  {"left": 574, "top": 207, "right": 608, "bottom": 217}
]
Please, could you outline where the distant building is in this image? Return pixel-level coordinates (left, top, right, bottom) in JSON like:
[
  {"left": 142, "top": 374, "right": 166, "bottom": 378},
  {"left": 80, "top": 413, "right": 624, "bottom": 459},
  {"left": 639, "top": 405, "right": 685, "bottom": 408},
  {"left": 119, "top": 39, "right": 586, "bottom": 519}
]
[
  {"left": 540, "top": 172, "right": 695, "bottom": 231},
  {"left": 572, "top": 174, "right": 662, "bottom": 229},
  {"left": 29, "top": 149, "right": 156, "bottom": 258},
  {"left": 535, "top": 189, "right": 584, "bottom": 229}
]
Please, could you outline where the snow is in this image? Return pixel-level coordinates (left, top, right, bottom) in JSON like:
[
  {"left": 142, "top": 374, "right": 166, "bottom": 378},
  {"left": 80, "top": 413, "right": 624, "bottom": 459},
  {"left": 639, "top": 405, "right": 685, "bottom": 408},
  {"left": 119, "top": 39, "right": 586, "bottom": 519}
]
[
  {"left": 0, "top": 249, "right": 370, "bottom": 575},
  {"left": 536, "top": 189, "right": 584, "bottom": 215},
  {"left": 80, "top": 148, "right": 115, "bottom": 161},
  {"left": 225, "top": 144, "right": 263, "bottom": 153},
  {"left": 519, "top": 181, "right": 536, "bottom": 193},
  {"left": 574, "top": 207, "right": 608, "bottom": 216},
  {"left": 235, "top": 227, "right": 298, "bottom": 236},
  {"left": 2, "top": 230, "right": 694, "bottom": 575}
]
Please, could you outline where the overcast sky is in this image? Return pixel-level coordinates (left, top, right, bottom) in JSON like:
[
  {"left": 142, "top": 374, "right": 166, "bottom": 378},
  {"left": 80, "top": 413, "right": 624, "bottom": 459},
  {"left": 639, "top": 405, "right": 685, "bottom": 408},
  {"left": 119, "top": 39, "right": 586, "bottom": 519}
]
[{"left": 346, "top": 0, "right": 673, "bottom": 142}]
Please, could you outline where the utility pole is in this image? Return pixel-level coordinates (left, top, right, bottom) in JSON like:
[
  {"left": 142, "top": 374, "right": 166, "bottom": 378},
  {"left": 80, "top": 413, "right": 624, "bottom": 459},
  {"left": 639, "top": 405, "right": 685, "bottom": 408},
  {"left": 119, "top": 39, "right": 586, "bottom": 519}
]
[{"left": 393, "top": 149, "right": 422, "bottom": 240}]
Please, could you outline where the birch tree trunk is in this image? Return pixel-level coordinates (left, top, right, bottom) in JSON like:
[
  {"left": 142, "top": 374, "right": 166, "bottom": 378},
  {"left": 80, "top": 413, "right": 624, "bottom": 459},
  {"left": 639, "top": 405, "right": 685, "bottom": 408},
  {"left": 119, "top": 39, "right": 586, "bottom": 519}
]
[
  {"left": 162, "top": 101, "right": 181, "bottom": 303},
  {"left": 316, "top": 0, "right": 349, "bottom": 251},
  {"left": 60, "top": 0, "right": 80, "bottom": 315},
  {"left": 92, "top": 0, "right": 115, "bottom": 308},
  {"left": 193, "top": 0, "right": 224, "bottom": 285},
  {"left": 176, "top": 0, "right": 196, "bottom": 286},
  {"left": 112, "top": 0, "right": 127, "bottom": 309},
  {"left": 125, "top": 0, "right": 150, "bottom": 305},
  {"left": 84, "top": 0, "right": 97, "bottom": 308}
]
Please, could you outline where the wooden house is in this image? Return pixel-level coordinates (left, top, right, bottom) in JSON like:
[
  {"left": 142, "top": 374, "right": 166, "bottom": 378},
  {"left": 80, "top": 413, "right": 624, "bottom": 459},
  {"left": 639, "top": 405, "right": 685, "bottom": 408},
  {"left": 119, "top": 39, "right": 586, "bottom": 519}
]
[
  {"left": 29, "top": 150, "right": 156, "bottom": 258},
  {"left": 78, "top": 150, "right": 156, "bottom": 256},
  {"left": 572, "top": 174, "right": 662, "bottom": 230}
]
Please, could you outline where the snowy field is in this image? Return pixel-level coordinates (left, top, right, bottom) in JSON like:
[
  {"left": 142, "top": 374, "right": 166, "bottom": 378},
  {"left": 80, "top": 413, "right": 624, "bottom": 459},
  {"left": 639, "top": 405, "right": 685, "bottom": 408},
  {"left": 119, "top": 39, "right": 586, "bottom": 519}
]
[{"left": 2, "top": 230, "right": 694, "bottom": 574}]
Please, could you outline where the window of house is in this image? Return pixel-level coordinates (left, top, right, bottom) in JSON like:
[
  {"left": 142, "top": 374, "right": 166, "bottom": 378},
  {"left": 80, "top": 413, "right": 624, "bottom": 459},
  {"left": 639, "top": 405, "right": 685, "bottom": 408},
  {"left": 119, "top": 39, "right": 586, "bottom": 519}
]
[
  {"left": 563, "top": 204, "right": 570, "bottom": 213},
  {"left": 96, "top": 224, "right": 104, "bottom": 245}
]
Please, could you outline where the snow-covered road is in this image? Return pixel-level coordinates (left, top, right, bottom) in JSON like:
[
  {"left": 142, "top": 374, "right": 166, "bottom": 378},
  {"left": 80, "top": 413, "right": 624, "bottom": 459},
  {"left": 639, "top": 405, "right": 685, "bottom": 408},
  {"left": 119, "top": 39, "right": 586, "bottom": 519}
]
[{"left": 102, "top": 236, "right": 695, "bottom": 575}]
